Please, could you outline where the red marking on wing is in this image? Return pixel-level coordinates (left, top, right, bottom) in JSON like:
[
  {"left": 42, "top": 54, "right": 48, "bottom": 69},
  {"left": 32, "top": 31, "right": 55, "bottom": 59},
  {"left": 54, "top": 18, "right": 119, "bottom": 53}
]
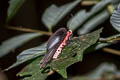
[{"left": 53, "top": 30, "right": 72, "bottom": 59}]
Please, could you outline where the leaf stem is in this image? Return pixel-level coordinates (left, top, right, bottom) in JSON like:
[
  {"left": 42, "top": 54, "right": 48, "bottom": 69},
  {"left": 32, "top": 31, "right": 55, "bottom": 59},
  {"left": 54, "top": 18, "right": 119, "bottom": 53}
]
[
  {"left": 48, "top": 69, "right": 54, "bottom": 75},
  {"left": 6, "top": 26, "right": 53, "bottom": 36},
  {"left": 103, "top": 48, "right": 120, "bottom": 56},
  {"left": 99, "top": 34, "right": 120, "bottom": 43},
  {"left": 81, "top": 0, "right": 99, "bottom": 6}
]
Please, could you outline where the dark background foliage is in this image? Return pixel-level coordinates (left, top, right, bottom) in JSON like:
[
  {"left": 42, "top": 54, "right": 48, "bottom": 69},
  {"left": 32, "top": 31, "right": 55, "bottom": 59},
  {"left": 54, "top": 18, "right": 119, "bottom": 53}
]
[{"left": 0, "top": 0, "right": 120, "bottom": 80}]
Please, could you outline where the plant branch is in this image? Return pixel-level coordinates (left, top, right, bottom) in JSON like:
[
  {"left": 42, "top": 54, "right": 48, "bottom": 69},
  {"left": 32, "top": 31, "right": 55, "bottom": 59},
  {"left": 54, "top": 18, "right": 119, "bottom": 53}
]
[
  {"left": 6, "top": 26, "right": 52, "bottom": 36},
  {"left": 103, "top": 48, "right": 120, "bottom": 56}
]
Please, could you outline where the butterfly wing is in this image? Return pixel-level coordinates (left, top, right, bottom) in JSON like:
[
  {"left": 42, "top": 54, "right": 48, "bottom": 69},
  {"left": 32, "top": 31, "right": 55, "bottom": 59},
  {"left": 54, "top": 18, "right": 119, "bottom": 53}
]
[
  {"left": 47, "top": 28, "right": 67, "bottom": 51},
  {"left": 40, "top": 48, "right": 56, "bottom": 68},
  {"left": 40, "top": 28, "right": 67, "bottom": 68}
]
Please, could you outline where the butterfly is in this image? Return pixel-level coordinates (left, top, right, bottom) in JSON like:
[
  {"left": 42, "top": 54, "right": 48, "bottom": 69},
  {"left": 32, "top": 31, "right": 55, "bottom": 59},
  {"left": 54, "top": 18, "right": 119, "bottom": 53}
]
[{"left": 40, "top": 28, "right": 72, "bottom": 68}]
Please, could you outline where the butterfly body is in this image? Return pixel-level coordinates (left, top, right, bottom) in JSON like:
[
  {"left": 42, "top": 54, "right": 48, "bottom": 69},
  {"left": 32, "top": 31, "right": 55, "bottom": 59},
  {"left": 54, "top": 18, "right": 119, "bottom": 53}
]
[{"left": 53, "top": 30, "right": 72, "bottom": 59}]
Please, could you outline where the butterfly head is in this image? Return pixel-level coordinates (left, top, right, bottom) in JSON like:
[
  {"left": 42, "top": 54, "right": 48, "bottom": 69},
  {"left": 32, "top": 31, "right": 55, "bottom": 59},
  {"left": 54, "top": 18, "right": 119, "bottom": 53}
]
[{"left": 68, "top": 30, "right": 72, "bottom": 35}]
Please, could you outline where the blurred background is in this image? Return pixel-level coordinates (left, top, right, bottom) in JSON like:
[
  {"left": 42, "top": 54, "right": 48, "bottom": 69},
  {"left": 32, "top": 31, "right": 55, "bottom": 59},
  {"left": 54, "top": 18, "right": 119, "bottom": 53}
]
[{"left": 0, "top": 0, "right": 120, "bottom": 80}]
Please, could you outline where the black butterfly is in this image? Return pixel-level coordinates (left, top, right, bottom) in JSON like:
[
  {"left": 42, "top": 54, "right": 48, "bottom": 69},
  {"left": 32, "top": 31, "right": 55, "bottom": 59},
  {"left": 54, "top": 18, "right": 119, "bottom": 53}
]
[{"left": 40, "top": 28, "right": 72, "bottom": 68}]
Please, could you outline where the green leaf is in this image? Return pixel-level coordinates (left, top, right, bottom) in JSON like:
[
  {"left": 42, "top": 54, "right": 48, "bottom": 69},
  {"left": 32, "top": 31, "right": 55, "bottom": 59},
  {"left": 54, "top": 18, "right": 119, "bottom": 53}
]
[
  {"left": 67, "top": 0, "right": 112, "bottom": 31},
  {"left": 17, "top": 43, "right": 46, "bottom": 60},
  {"left": 112, "top": 0, "right": 120, "bottom": 9},
  {"left": 67, "top": 10, "right": 86, "bottom": 31},
  {"left": 86, "top": 33, "right": 120, "bottom": 53},
  {"left": 0, "top": 33, "right": 41, "bottom": 58},
  {"left": 7, "top": 0, "right": 26, "bottom": 22},
  {"left": 50, "top": 28, "right": 102, "bottom": 78},
  {"left": 42, "top": 0, "right": 81, "bottom": 30},
  {"left": 110, "top": 3, "right": 120, "bottom": 32},
  {"left": 18, "top": 57, "right": 48, "bottom": 80},
  {"left": 77, "top": 10, "right": 110, "bottom": 34},
  {"left": 5, "top": 43, "right": 46, "bottom": 70}
]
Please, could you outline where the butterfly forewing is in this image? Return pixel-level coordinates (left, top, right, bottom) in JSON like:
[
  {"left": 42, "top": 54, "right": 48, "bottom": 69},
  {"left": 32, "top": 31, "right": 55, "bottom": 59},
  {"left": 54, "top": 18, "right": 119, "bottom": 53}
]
[
  {"left": 47, "top": 28, "right": 67, "bottom": 51},
  {"left": 40, "top": 28, "right": 67, "bottom": 68},
  {"left": 40, "top": 48, "right": 56, "bottom": 68}
]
